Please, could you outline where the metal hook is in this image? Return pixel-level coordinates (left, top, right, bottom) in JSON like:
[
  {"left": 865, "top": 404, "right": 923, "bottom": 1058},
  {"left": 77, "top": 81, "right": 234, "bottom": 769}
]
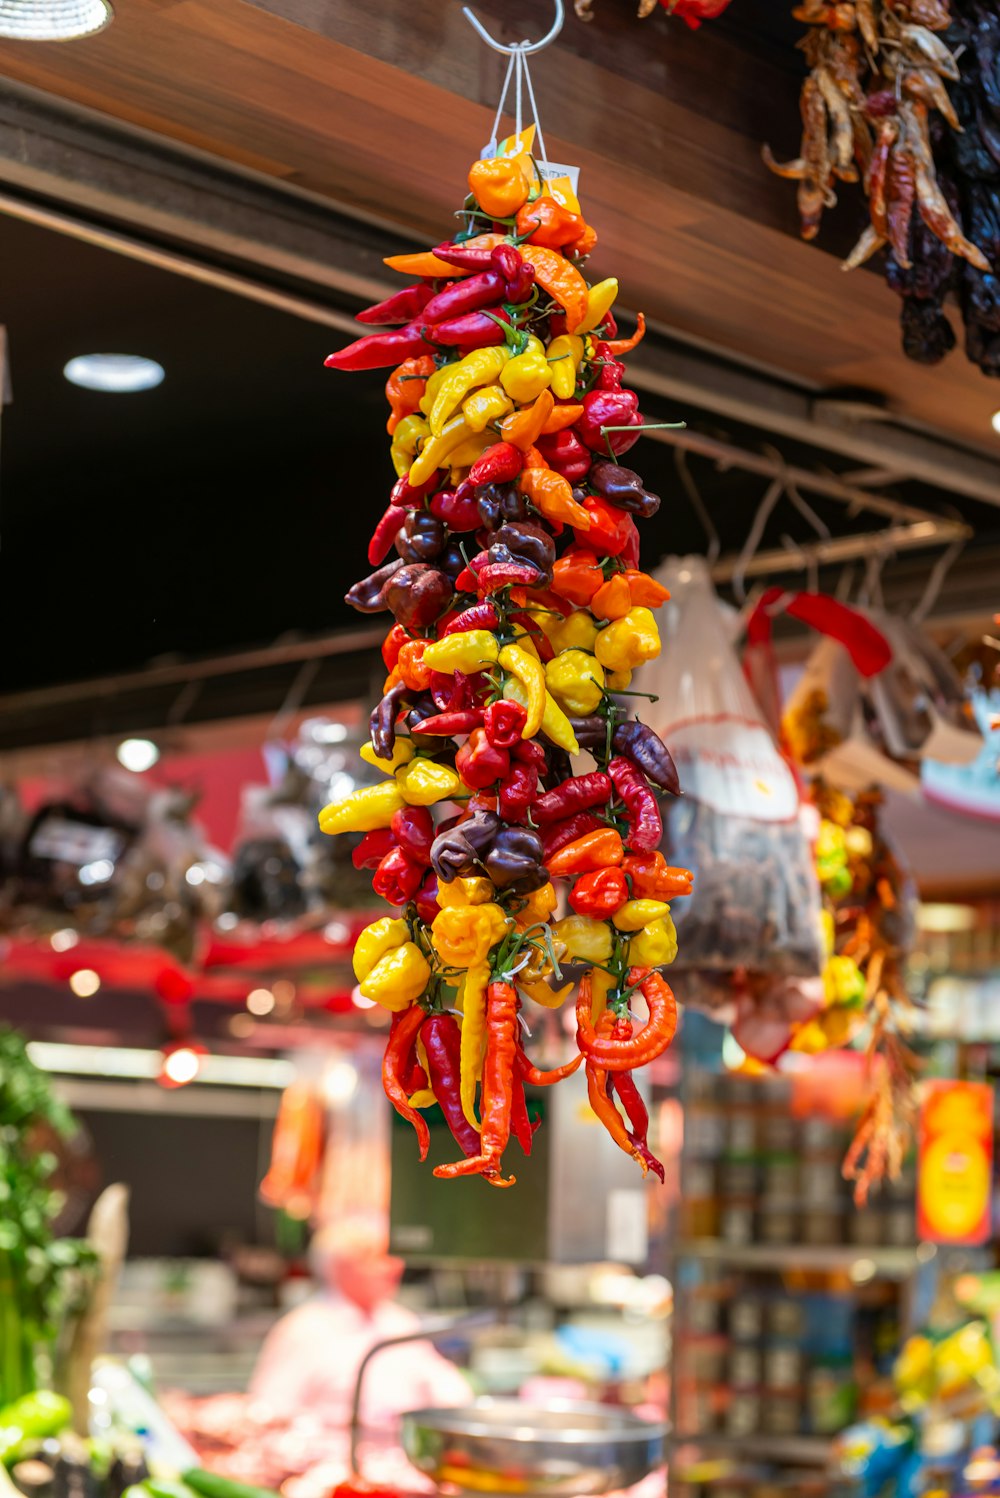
[{"left": 462, "top": 0, "right": 565, "bottom": 56}]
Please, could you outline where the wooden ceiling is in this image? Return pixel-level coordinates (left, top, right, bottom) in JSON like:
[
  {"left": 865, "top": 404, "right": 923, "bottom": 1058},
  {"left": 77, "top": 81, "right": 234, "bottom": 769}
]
[{"left": 0, "top": 0, "right": 997, "bottom": 460}]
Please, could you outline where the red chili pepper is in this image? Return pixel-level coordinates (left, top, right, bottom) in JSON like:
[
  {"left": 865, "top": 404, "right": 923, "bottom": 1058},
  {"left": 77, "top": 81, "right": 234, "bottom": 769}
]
[
  {"left": 420, "top": 269, "right": 506, "bottom": 325},
  {"left": 609, "top": 756, "right": 662, "bottom": 853},
  {"left": 390, "top": 472, "right": 437, "bottom": 507},
  {"left": 469, "top": 441, "right": 524, "bottom": 487},
  {"left": 454, "top": 566, "right": 479, "bottom": 593},
  {"left": 433, "top": 979, "right": 520, "bottom": 1186},
  {"left": 498, "top": 762, "right": 537, "bottom": 824},
  {"left": 622, "top": 853, "right": 693, "bottom": 901},
  {"left": 585, "top": 1020, "right": 649, "bottom": 1173},
  {"left": 515, "top": 1048, "right": 584, "bottom": 1086},
  {"left": 372, "top": 846, "right": 426, "bottom": 905},
  {"left": 607, "top": 1071, "right": 665, "bottom": 1182},
  {"left": 369, "top": 500, "right": 407, "bottom": 563},
  {"left": 576, "top": 967, "right": 678, "bottom": 1072},
  {"left": 391, "top": 805, "right": 435, "bottom": 863},
  {"left": 511, "top": 738, "right": 547, "bottom": 770},
  {"left": 619, "top": 517, "right": 641, "bottom": 569},
  {"left": 352, "top": 827, "right": 395, "bottom": 870},
  {"left": 534, "top": 429, "right": 592, "bottom": 483},
  {"left": 478, "top": 562, "right": 544, "bottom": 593},
  {"left": 431, "top": 670, "right": 471, "bottom": 712},
  {"left": 383, "top": 1005, "right": 431, "bottom": 1159},
  {"left": 430, "top": 486, "right": 481, "bottom": 532},
  {"left": 357, "top": 283, "right": 435, "bottom": 326},
  {"left": 573, "top": 497, "right": 635, "bottom": 557},
  {"left": 509, "top": 611, "right": 555, "bottom": 662},
  {"left": 540, "top": 811, "right": 604, "bottom": 861},
  {"left": 509, "top": 1069, "right": 539, "bottom": 1156},
  {"left": 421, "top": 1012, "right": 482, "bottom": 1158},
  {"left": 390, "top": 1009, "right": 428, "bottom": 1096},
  {"left": 443, "top": 602, "right": 500, "bottom": 635},
  {"left": 432, "top": 240, "right": 498, "bottom": 271},
  {"left": 326, "top": 322, "right": 435, "bottom": 372},
  {"left": 483, "top": 699, "right": 528, "bottom": 750},
  {"left": 381, "top": 622, "right": 410, "bottom": 670},
  {"left": 456, "top": 726, "right": 511, "bottom": 790},
  {"left": 591, "top": 342, "right": 625, "bottom": 390},
  {"left": 569, "top": 866, "right": 629, "bottom": 918},
  {"left": 414, "top": 870, "right": 440, "bottom": 924},
  {"left": 429, "top": 309, "right": 511, "bottom": 348},
  {"left": 414, "top": 708, "right": 484, "bottom": 737},
  {"left": 576, "top": 388, "right": 643, "bottom": 456},
  {"left": 534, "top": 772, "right": 613, "bottom": 826}
]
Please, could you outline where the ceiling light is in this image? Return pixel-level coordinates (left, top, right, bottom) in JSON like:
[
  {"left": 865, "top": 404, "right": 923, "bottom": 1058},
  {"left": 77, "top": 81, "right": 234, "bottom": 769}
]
[
  {"left": 160, "top": 1045, "right": 202, "bottom": 1088},
  {"left": 322, "top": 1058, "right": 359, "bottom": 1106},
  {"left": 246, "top": 987, "right": 275, "bottom": 1016},
  {"left": 116, "top": 737, "right": 160, "bottom": 772},
  {"left": 64, "top": 353, "right": 163, "bottom": 393},
  {"left": 992, "top": 410, "right": 1000, "bottom": 435},
  {"left": 0, "top": 0, "right": 113, "bottom": 40},
  {"left": 50, "top": 929, "right": 79, "bottom": 952},
  {"left": 69, "top": 968, "right": 100, "bottom": 998}
]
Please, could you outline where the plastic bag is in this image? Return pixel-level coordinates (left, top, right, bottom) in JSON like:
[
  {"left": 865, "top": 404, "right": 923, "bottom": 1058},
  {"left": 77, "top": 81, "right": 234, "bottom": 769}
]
[{"left": 642, "top": 556, "right": 825, "bottom": 1011}]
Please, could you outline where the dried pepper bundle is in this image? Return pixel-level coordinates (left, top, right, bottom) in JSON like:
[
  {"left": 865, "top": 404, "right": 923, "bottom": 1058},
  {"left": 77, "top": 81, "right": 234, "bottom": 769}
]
[
  {"left": 320, "top": 151, "right": 691, "bottom": 1186},
  {"left": 793, "top": 780, "right": 918, "bottom": 1205}
]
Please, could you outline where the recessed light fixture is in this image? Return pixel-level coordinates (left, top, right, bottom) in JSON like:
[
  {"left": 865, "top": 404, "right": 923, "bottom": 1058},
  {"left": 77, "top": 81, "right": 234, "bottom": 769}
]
[
  {"left": 992, "top": 410, "right": 1000, "bottom": 436},
  {"left": 116, "top": 738, "right": 160, "bottom": 773},
  {"left": 64, "top": 353, "right": 164, "bottom": 393},
  {"left": 0, "top": 0, "right": 113, "bottom": 40}
]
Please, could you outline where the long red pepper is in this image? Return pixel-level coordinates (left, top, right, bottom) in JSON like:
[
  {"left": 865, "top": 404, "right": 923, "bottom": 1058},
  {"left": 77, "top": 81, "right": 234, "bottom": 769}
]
[
  {"left": 576, "top": 968, "right": 678, "bottom": 1072},
  {"left": 421, "top": 1013, "right": 481, "bottom": 1158},
  {"left": 433, "top": 980, "right": 518, "bottom": 1187},
  {"left": 384, "top": 1005, "right": 431, "bottom": 1159}
]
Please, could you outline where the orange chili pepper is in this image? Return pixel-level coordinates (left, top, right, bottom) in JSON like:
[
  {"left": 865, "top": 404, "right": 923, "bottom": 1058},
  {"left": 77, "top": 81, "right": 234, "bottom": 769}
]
[
  {"left": 605, "top": 314, "right": 647, "bottom": 355},
  {"left": 383, "top": 664, "right": 403, "bottom": 693},
  {"left": 385, "top": 355, "right": 435, "bottom": 436},
  {"left": 567, "top": 222, "right": 598, "bottom": 259},
  {"left": 586, "top": 1010, "right": 647, "bottom": 1173},
  {"left": 623, "top": 568, "right": 671, "bottom": 608},
  {"left": 384, "top": 235, "right": 504, "bottom": 279},
  {"left": 500, "top": 390, "right": 555, "bottom": 452},
  {"left": 622, "top": 852, "right": 693, "bottom": 902},
  {"left": 519, "top": 468, "right": 591, "bottom": 530},
  {"left": 551, "top": 551, "right": 603, "bottom": 606},
  {"left": 541, "top": 403, "right": 585, "bottom": 435},
  {"left": 547, "top": 827, "right": 625, "bottom": 877},
  {"left": 519, "top": 245, "right": 589, "bottom": 332},
  {"left": 468, "top": 159, "right": 531, "bottom": 217},
  {"left": 509, "top": 585, "right": 574, "bottom": 617},
  {"left": 591, "top": 574, "right": 633, "bottom": 621},
  {"left": 521, "top": 444, "right": 548, "bottom": 470},
  {"left": 514, "top": 196, "right": 587, "bottom": 250},
  {"left": 397, "top": 638, "right": 433, "bottom": 691}
]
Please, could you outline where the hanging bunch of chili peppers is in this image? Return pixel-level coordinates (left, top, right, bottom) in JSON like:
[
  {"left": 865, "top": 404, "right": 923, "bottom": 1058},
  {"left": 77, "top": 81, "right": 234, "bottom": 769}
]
[{"left": 319, "top": 148, "right": 691, "bottom": 1187}]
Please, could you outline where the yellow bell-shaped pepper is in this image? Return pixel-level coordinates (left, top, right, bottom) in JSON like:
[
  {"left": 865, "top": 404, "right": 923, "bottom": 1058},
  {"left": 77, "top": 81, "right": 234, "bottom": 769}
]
[
  {"left": 437, "top": 876, "right": 496, "bottom": 908},
  {"left": 628, "top": 915, "right": 678, "bottom": 967},
  {"left": 551, "top": 914, "right": 613, "bottom": 964},
  {"left": 545, "top": 649, "right": 606, "bottom": 716},
  {"left": 541, "top": 610, "right": 600, "bottom": 654},
  {"left": 353, "top": 916, "right": 410, "bottom": 982},
  {"left": 396, "top": 757, "right": 464, "bottom": 806},
  {"left": 408, "top": 413, "right": 475, "bottom": 487},
  {"left": 594, "top": 608, "right": 661, "bottom": 674},
  {"left": 498, "top": 642, "right": 547, "bottom": 737},
  {"left": 430, "top": 347, "right": 511, "bottom": 432},
  {"left": 606, "top": 668, "right": 633, "bottom": 692},
  {"left": 575, "top": 277, "right": 619, "bottom": 335},
  {"left": 463, "top": 384, "right": 513, "bottom": 433},
  {"left": 500, "top": 335, "right": 551, "bottom": 404},
  {"left": 613, "top": 899, "right": 670, "bottom": 932},
  {"left": 389, "top": 412, "right": 430, "bottom": 479},
  {"left": 319, "top": 780, "right": 406, "bottom": 834},
  {"left": 513, "top": 881, "right": 558, "bottom": 929},
  {"left": 359, "top": 942, "right": 431, "bottom": 1009},
  {"left": 431, "top": 903, "right": 508, "bottom": 968},
  {"left": 359, "top": 737, "right": 415, "bottom": 775},
  {"left": 424, "top": 629, "right": 500, "bottom": 675},
  {"left": 545, "top": 334, "right": 585, "bottom": 400}
]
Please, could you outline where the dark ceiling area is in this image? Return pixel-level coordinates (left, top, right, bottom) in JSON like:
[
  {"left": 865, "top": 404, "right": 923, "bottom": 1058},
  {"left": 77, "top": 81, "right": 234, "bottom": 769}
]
[{"left": 2, "top": 206, "right": 999, "bottom": 724}]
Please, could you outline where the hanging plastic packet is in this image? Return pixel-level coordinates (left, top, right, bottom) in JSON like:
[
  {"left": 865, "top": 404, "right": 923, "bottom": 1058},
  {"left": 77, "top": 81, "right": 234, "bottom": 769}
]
[
  {"left": 864, "top": 608, "right": 983, "bottom": 766},
  {"left": 641, "top": 557, "right": 826, "bottom": 1014}
]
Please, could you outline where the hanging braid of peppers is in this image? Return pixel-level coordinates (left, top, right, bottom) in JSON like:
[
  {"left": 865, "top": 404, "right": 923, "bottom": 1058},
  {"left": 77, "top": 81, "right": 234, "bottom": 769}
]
[{"left": 320, "top": 151, "right": 693, "bottom": 1187}]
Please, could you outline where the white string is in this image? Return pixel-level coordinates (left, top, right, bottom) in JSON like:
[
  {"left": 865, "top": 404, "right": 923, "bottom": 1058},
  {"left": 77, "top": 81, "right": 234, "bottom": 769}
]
[
  {"left": 488, "top": 52, "right": 517, "bottom": 152},
  {"left": 732, "top": 475, "right": 784, "bottom": 604},
  {"left": 464, "top": 1, "right": 563, "bottom": 166},
  {"left": 520, "top": 49, "right": 550, "bottom": 167},
  {"left": 515, "top": 46, "right": 523, "bottom": 141}
]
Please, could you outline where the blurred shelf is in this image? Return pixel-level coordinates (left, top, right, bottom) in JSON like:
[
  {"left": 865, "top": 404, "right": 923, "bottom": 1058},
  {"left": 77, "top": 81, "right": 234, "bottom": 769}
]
[
  {"left": 672, "top": 1432, "right": 834, "bottom": 1465},
  {"left": 677, "top": 1239, "right": 920, "bottom": 1277}
]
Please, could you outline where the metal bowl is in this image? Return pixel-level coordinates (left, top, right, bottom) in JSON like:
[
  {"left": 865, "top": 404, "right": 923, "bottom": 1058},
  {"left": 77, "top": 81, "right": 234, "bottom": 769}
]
[{"left": 400, "top": 1398, "right": 666, "bottom": 1496}]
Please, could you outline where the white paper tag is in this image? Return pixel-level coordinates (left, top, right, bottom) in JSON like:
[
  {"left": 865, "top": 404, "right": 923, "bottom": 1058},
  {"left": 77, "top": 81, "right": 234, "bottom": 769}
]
[
  {"left": 606, "top": 1188, "right": 648, "bottom": 1264},
  {"left": 665, "top": 715, "right": 800, "bottom": 823}
]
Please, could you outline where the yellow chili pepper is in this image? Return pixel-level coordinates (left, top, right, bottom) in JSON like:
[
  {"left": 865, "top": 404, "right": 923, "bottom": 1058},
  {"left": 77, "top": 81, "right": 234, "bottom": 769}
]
[
  {"left": 460, "top": 960, "right": 490, "bottom": 1129},
  {"left": 594, "top": 607, "right": 662, "bottom": 674},
  {"left": 539, "top": 611, "right": 600, "bottom": 653},
  {"left": 540, "top": 690, "right": 580, "bottom": 754},
  {"left": 359, "top": 943, "right": 431, "bottom": 1009},
  {"left": 408, "top": 413, "right": 474, "bottom": 487},
  {"left": 359, "top": 738, "right": 415, "bottom": 775},
  {"left": 463, "top": 384, "right": 513, "bottom": 433},
  {"left": 396, "top": 757, "right": 464, "bottom": 806},
  {"left": 468, "top": 155, "right": 532, "bottom": 217},
  {"left": 498, "top": 642, "right": 547, "bottom": 737},
  {"left": 352, "top": 915, "right": 409, "bottom": 982},
  {"left": 513, "top": 881, "right": 558, "bottom": 929},
  {"left": 499, "top": 389, "right": 555, "bottom": 451},
  {"left": 500, "top": 335, "right": 552, "bottom": 404},
  {"left": 389, "top": 412, "right": 430, "bottom": 479},
  {"left": 545, "top": 334, "right": 585, "bottom": 399},
  {"left": 431, "top": 903, "right": 508, "bottom": 968},
  {"left": 409, "top": 1087, "right": 438, "bottom": 1109},
  {"left": 423, "top": 629, "right": 500, "bottom": 675},
  {"left": 418, "top": 365, "right": 454, "bottom": 419},
  {"left": 551, "top": 914, "right": 613, "bottom": 964},
  {"left": 574, "top": 277, "right": 619, "bottom": 335},
  {"left": 447, "top": 431, "right": 494, "bottom": 473},
  {"left": 517, "top": 974, "right": 575, "bottom": 1009},
  {"left": 545, "top": 649, "right": 606, "bottom": 716},
  {"left": 628, "top": 915, "right": 678, "bottom": 967},
  {"left": 437, "top": 876, "right": 495, "bottom": 908},
  {"left": 431, "top": 347, "right": 511, "bottom": 433},
  {"left": 319, "top": 780, "right": 406, "bottom": 834},
  {"left": 606, "top": 668, "right": 633, "bottom": 692},
  {"left": 613, "top": 899, "right": 670, "bottom": 932},
  {"left": 590, "top": 966, "right": 616, "bottom": 1021},
  {"left": 518, "top": 466, "right": 591, "bottom": 531}
]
